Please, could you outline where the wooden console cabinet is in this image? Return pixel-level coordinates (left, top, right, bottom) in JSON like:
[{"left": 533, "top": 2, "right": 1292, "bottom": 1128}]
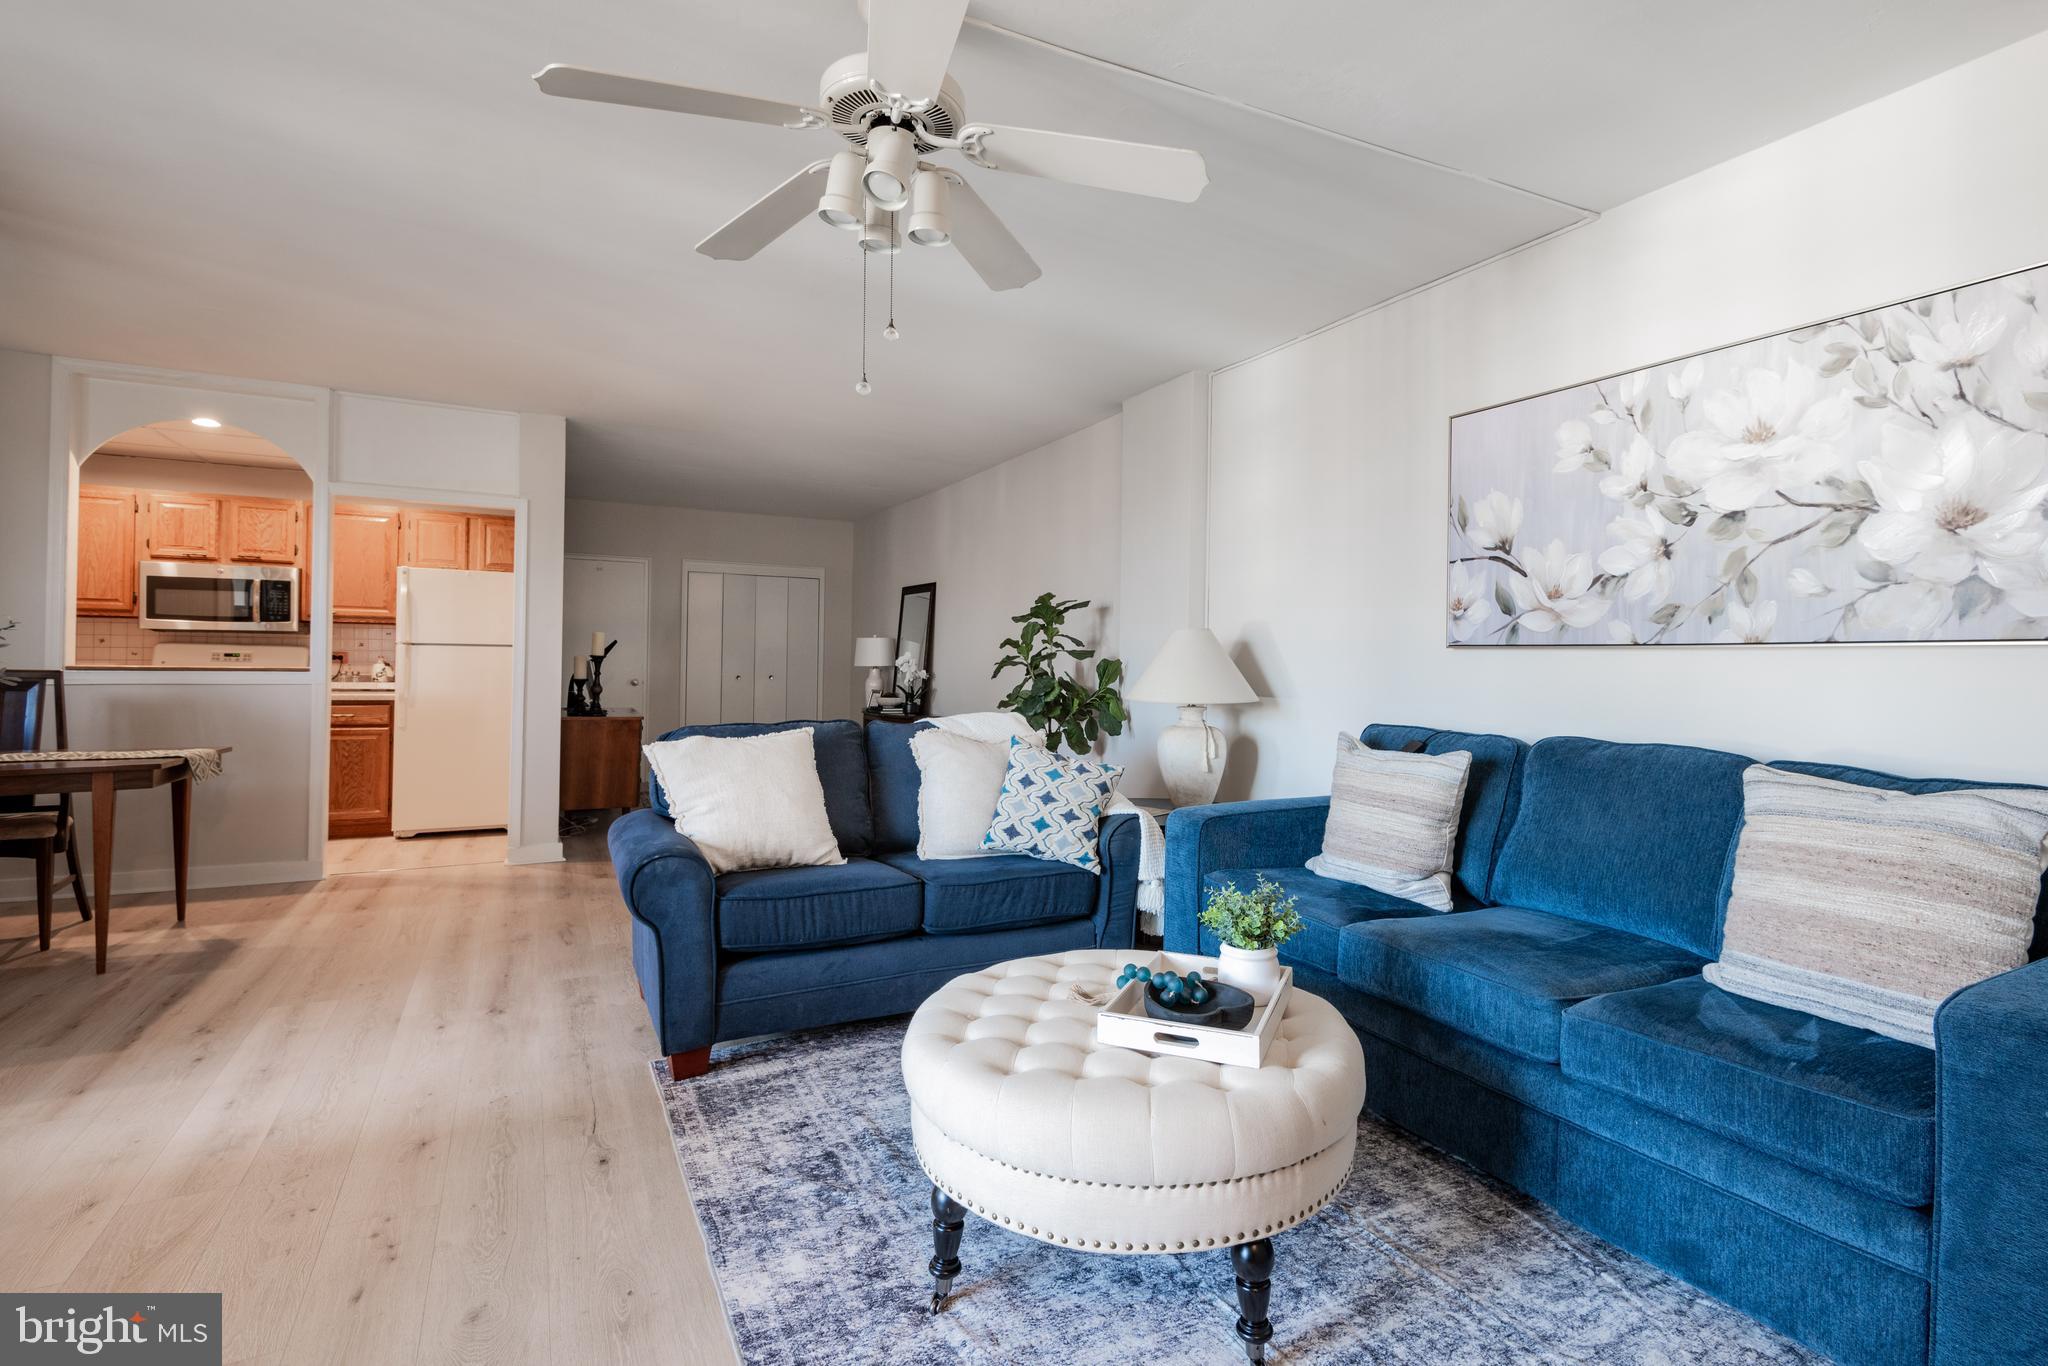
[
  {"left": 329, "top": 700, "right": 394, "bottom": 837},
  {"left": 560, "top": 712, "right": 643, "bottom": 813}
]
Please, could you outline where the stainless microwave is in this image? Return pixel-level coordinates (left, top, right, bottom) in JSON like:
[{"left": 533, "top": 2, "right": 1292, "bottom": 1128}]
[{"left": 139, "top": 560, "right": 300, "bottom": 632}]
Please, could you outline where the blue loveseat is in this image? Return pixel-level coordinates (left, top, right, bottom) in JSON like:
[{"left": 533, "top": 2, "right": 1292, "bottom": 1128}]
[
  {"left": 1165, "top": 723, "right": 2048, "bottom": 1366},
  {"left": 612, "top": 718, "right": 1140, "bottom": 1080}
]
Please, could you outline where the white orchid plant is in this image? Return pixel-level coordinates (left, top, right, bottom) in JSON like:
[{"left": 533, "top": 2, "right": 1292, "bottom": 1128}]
[
  {"left": 1451, "top": 271, "right": 2048, "bottom": 645},
  {"left": 894, "top": 648, "right": 929, "bottom": 706}
]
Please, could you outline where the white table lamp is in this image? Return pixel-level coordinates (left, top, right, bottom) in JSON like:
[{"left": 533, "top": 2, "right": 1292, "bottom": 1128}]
[
  {"left": 855, "top": 636, "right": 896, "bottom": 708},
  {"left": 1126, "top": 627, "right": 1258, "bottom": 807}
]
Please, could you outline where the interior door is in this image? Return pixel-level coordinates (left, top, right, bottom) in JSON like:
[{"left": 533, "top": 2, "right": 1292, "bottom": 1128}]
[
  {"left": 719, "top": 574, "right": 757, "bottom": 724},
  {"left": 785, "top": 577, "right": 821, "bottom": 718},
  {"left": 684, "top": 571, "right": 725, "bottom": 727},
  {"left": 681, "top": 569, "right": 825, "bottom": 727},
  {"left": 752, "top": 575, "right": 789, "bottom": 723},
  {"left": 563, "top": 555, "right": 650, "bottom": 726}
]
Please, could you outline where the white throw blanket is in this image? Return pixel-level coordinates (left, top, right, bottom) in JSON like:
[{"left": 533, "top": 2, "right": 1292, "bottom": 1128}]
[{"left": 928, "top": 712, "right": 1166, "bottom": 934}]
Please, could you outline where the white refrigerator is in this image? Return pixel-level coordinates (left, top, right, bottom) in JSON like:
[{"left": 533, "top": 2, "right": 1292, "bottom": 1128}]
[{"left": 392, "top": 566, "right": 515, "bottom": 837}]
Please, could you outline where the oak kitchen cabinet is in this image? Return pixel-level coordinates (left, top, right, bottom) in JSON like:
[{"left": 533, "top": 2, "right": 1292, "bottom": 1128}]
[
  {"left": 328, "top": 700, "right": 393, "bottom": 837},
  {"left": 223, "top": 496, "right": 300, "bottom": 565},
  {"left": 402, "top": 509, "right": 468, "bottom": 569},
  {"left": 401, "top": 509, "right": 514, "bottom": 572},
  {"left": 331, "top": 504, "right": 401, "bottom": 622},
  {"left": 76, "top": 485, "right": 140, "bottom": 617},
  {"left": 143, "top": 492, "right": 221, "bottom": 561},
  {"left": 468, "top": 514, "right": 516, "bottom": 572}
]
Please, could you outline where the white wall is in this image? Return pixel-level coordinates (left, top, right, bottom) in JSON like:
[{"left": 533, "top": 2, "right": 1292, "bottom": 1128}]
[
  {"left": 855, "top": 415, "right": 1125, "bottom": 721},
  {"left": 1117, "top": 372, "right": 1211, "bottom": 790},
  {"left": 562, "top": 498, "right": 858, "bottom": 737},
  {"left": 0, "top": 351, "right": 55, "bottom": 665},
  {"left": 79, "top": 452, "right": 312, "bottom": 498},
  {"left": 1207, "top": 30, "right": 2048, "bottom": 797}
]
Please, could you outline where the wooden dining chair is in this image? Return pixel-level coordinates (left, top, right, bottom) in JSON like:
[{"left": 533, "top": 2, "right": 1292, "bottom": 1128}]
[{"left": 2, "top": 669, "right": 92, "bottom": 950}]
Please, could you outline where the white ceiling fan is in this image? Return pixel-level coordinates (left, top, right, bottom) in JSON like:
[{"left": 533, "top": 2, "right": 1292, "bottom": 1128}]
[{"left": 533, "top": 0, "right": 1209, "bottom": 292}]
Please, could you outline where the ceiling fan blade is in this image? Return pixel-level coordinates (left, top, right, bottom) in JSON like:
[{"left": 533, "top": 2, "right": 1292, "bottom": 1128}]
[
  {"left": 864, "top": 0, "right": 970, "bottom": 104},
  {"left": 533, "top": 64, "right": 817, "bottom": 129},
  {"left": 696, "top": 161, "right": 834, "bottom": 260},
  {"left": 967, "top": 124, "right": 1209, "bottom": 203},
  {"left": 942, "top": 175, "right": 1040, "bottom": 292}
]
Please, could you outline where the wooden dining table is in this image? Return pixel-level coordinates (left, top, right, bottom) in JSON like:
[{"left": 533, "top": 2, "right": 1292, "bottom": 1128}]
[{"left": 0, "top": 749, "right": 229, "bottom": 972}]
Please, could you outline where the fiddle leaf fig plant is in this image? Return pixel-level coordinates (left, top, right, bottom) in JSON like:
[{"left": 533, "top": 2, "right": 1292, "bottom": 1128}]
[
  {"left": 990, "top": 593, "right": 1127, "bottom": 754},
  {"left": 0, "top": 618, "right": 17, "bottom": 687}
]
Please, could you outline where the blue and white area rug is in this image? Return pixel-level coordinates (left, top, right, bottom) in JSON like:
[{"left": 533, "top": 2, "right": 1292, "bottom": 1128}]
[{"left": 654, "top": 1021, "right": 1821, "bottom": 1365}]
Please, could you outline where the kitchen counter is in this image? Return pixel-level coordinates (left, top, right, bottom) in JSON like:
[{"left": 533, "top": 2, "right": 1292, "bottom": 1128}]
[{"left": 331, "top": 683, "right": 396, "bottom": 700}]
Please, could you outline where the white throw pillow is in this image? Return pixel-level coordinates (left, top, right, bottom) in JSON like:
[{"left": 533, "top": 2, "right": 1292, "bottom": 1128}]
[
  {"left": 642, "top": 727, "right": 844, "bottom": 875},
  {"left": 910, "top": 727, "right": 1010, "bottom": 859}
]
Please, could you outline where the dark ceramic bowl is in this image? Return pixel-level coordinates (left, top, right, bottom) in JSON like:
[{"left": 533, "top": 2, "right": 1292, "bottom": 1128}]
[{"left": 1143, "top": 981, "right": 1255, "bottom": 1031}]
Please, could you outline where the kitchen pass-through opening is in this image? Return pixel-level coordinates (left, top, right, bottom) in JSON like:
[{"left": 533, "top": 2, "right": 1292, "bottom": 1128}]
[{"left": 323, "top": 497, "right": 517, "bottom": 876}]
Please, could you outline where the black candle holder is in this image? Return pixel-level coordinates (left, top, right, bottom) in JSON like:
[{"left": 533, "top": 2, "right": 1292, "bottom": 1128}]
[{"left": 566, "top": 640, "right": 616, "bottom": 716}]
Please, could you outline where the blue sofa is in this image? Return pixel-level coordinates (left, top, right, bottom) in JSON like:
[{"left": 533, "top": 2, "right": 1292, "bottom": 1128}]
[
  {"left": 1165, "top": 723, "right": 2048, "bottom": 1366},
  {"left": 612, "top": 718, "right": 1140, "bottom": 1080}
]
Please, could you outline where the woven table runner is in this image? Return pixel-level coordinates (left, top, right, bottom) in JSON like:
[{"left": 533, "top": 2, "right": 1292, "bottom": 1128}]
[{"left": 0, "top": 749, "right": 225, "bottom": 781}]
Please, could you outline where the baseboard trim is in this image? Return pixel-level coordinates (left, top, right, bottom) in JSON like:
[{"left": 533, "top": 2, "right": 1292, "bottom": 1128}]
[
  {"left": 0, "top": 858, "right": 324, "bottom": 905},
  {"left": 507, "top": 841, "right": 565, "bottom": 866}
]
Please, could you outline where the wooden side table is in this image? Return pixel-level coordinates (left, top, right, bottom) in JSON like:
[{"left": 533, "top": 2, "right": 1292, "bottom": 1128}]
[{"left": 560, "top": 711, "right": 643, "bottom": 813}]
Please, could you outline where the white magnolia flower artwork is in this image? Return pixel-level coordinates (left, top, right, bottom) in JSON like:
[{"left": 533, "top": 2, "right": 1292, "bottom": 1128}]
[{"left": 1447, "top": 264, "right": 2048, "bottom": 644}]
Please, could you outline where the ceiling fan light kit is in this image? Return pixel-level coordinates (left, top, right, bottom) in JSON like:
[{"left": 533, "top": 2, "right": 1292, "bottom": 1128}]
[
  {"left": 817, "top": 150, "right": 866, "bottom": 228},
  {"left": 859, "top": 200, "right": 902, "bottom": 254},
  {"left": 906, "top": 167, "right": 952, "bottom": 246},
  {"left": 861, "top": 125, "right": 919, "bottom": 210}
]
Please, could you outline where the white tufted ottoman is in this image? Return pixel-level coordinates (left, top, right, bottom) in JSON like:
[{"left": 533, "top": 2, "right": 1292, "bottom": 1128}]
[{"left": 901, "top": 949, "right": 1366, "bottom": 1361}]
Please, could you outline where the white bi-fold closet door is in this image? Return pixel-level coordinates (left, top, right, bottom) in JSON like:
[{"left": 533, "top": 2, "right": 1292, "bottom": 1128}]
[{"left": 683, "top": 566, "right": 824, "bottom": 726}]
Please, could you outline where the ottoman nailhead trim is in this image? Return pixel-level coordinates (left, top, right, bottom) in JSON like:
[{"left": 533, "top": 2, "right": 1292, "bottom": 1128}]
[{"left": 915, "top": 1162, "right": 1349, "bottom": 1255}]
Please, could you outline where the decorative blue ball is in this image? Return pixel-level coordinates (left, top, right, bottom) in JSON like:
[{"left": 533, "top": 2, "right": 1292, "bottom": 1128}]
[{"left": 1135, "top": 966, "right": 1152, "bottom": 982}]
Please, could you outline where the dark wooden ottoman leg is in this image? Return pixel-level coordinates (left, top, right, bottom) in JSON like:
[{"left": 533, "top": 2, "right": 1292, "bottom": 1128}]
[
  {"left": 1230, "top": 1237, "right": 1275, "bottom": 1363},
  {"left": 927, "top": 1186, "right": 967, "bottom": 1314},
  {"left": 667, "top": 1047, "right": 710, "bottom": 1081}
]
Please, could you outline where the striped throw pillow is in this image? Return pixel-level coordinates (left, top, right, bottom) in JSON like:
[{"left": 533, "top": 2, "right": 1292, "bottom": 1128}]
[
  {"left": 1705, "top": 765, "right": 2048, "bottom": 1047},
  {"left": 1306, "top": 735, "right": 1472, "bottom": 911}
]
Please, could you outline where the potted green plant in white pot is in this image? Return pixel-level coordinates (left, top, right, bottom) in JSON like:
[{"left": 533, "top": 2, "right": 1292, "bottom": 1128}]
[{"left": 1198, "top": 875, "right": 1304, "bottom": 1006}]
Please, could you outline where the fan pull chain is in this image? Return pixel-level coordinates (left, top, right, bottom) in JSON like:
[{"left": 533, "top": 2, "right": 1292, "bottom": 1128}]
[
  {"left": 855, "top": 242, "right": 871, "bottom": 396},
  {"left": 884, "top": 212, "right": 900, "bottom": 341}
]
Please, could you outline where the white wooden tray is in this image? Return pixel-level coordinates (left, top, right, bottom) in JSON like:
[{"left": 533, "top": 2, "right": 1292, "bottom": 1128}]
[{"left": 1094, "top": 951, "right": 1292, "bottom": 1069}]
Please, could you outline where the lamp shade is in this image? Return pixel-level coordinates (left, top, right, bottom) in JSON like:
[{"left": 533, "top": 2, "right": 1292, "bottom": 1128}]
[
  {"left": 1126, "top": 628, "right": 1256, "bottom": 705},
  {"left": 854, "top": 636, "right": 897, "bottom": 668}
]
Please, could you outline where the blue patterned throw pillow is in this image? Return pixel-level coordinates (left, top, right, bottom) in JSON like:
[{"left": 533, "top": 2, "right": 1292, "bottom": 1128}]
[{"left": 981, "top": 737, "right": 1123, "bottom": 872}]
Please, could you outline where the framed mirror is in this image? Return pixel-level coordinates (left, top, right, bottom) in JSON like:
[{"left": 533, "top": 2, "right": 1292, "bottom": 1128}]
[{"left": 892, "top": 582, "right": 936, "bottom": 714}]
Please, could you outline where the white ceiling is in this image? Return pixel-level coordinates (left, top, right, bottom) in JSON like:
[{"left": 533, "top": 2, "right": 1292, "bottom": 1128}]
[
  {"left": 92, "top": 419, "right": 301, "bottom": 468},
  {"left": 3, "top": 1, "right": 2044, "bottom": 518}
]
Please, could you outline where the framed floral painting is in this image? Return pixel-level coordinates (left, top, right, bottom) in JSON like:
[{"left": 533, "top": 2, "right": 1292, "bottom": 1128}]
[{"left": 1446, "top": 261, "right": 2048, "bottom": 646}]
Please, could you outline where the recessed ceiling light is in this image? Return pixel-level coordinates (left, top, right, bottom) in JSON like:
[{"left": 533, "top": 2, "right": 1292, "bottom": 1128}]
[{"left": 191, "top": 417, "right": 222, "bottom": 429}]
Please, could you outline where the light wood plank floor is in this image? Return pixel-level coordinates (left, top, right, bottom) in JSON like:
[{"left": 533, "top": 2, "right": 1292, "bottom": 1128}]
[
  {"left": 325, "top": 831, "right": 509, "bottom": 877},
  {"left": 0, "top": 832, "right": 737, "bottom": 1366}
]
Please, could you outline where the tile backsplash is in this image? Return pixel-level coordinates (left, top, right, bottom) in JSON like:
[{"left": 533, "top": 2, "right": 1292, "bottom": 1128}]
[
  {"left": 332, "top": 622, "right": 397, "bottom": 676},
  {"left": 71, "top": 615, "right": 393, "bottom": 674},
  {"left": 73, "top": 615, "right": 313, "bottom": 666}
]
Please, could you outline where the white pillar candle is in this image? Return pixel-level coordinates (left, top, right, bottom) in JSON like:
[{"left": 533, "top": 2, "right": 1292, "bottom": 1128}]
[
  {"left": 591, "top": 630, "right": 606, "bottom": 656},
  {"left": 572, "top": 657, "right": 589, "bottom": 679}
]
